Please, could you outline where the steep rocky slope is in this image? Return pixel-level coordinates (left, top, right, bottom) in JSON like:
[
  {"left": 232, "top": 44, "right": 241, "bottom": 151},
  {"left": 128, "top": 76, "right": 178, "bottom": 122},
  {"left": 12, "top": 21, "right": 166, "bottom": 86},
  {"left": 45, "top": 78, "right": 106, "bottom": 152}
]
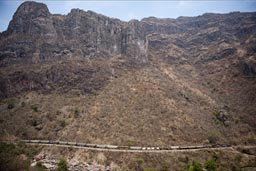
[{"left": 0, "top": 1, "right": 256, "bottom": 147}]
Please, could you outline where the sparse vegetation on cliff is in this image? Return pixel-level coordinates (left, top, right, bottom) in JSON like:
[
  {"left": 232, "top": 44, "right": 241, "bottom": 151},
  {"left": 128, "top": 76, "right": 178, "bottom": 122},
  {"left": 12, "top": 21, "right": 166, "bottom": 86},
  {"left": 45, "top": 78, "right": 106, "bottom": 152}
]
[{"left": 0, "top": 1, "right": 255, "bottom": 170}]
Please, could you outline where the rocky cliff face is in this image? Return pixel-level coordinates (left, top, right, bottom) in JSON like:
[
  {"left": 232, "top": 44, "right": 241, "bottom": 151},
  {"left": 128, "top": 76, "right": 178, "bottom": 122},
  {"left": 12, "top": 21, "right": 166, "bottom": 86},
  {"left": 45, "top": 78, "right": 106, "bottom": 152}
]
[
  {"left": 0, "top": 1, "right": 149, "bottom": 66},
  {"left": 1, "top": 2, "right": 256, "bottom": 67},
  {"left": 0, "top": 1, "right": 256, "bottom": 147}
]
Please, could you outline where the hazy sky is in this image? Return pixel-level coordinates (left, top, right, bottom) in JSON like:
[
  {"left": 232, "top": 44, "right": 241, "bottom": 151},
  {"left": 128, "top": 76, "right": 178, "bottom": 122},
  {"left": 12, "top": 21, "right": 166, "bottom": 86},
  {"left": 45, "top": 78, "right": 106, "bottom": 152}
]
[{"left": 0, "top": 0, "right": 256, "bottom": 32}]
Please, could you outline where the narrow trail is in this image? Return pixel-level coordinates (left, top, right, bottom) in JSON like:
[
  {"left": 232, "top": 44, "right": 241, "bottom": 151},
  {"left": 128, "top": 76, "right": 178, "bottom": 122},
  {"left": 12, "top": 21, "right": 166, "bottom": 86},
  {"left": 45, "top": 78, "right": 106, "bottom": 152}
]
[{"left": 2, "top": 140, "right": 255, "bottom": 154}]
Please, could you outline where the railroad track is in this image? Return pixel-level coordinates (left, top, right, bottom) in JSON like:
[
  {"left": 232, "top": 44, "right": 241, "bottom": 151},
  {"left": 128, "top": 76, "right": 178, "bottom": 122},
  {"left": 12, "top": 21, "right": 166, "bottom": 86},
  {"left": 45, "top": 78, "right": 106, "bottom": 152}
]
[
  {"left": 2, "top": 140, "right": 233, "bottom": 152},
  {"left": 2, "top": 140, "right": 255, "bottom": 153}
]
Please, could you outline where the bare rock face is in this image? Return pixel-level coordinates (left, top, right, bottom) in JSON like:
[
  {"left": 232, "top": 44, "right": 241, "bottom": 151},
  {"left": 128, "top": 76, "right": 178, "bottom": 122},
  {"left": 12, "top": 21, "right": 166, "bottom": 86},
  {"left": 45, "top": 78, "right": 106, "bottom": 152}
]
[
  {"left": 0, "top": 2, "right": 57, "bottom": 65},
  {"left": 0, "top": 1, "right": 149, "bottom": 66},
  {"left": 0, "top": 1, "right": 256, "bottom": 99},
  {"left": 2, "top": 2, "right": 255, "bottom": 67},
  {"left": 7, "top": 1, "right": 54, "bottom": 35},
  {"left": 61, "top": 9, "right": 123, "bottom": 58},
  {"left": 0, "top": 1, "right": 256, "bottom": 147},
  {"left": 0, "top": 1, "right": 256, "bottom": 98}
]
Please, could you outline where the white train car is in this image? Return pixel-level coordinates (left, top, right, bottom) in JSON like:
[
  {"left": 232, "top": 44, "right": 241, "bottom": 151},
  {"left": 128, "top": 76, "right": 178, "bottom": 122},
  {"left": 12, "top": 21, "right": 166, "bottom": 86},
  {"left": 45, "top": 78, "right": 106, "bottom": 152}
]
[
  {"left": 67, "top": 142, "right": 77, "bottom": 146},
  {"left": 40, "top": 140, "right": 50, "bottom": 144},
  {"left": 130, "top": 146, "right": 142, "bottom": 150},
  {"left": 170, "top": 146, "right": 179, "bottom": 150},
  {"left": 86, "top": 144, "right": 97, "bottom": 148},
  {"left": 59, "top": 141, "right": 68, "bottom": 145},
  {"left": 96, "top": 144, "right": 106, "bottom": 148},
  {"left": 77, "top": 143, "right": 86, "bottom": 147},
  {"left": 30, "top": 140, "right": 40, "bottom": 143},
  {"left": 106, "top": 145, "right": 118, "bottom": 149}
]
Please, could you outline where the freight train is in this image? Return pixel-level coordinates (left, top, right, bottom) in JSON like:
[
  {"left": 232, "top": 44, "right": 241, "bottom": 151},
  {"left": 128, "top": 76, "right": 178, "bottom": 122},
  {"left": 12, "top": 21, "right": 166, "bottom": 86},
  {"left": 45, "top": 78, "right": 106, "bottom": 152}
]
[{"left": 21, "top": 140, "right": 230, "bottom": 151}]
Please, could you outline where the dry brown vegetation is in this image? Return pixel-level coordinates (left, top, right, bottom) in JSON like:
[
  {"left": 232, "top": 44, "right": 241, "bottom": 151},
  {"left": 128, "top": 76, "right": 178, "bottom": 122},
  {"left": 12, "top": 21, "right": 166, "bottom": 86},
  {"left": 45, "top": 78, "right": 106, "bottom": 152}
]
[{"left": 0, "top": 2, "right": 256, "bottom": 170}]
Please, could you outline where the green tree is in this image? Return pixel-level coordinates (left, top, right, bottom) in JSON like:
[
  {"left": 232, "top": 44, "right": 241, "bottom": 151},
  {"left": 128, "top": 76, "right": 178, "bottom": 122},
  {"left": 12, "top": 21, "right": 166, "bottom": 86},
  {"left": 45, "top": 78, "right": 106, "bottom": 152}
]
[
  {"left": 204, "top": 159, "right": 217, "bottom": 171},
  {"left": 208, "top": 132, "right": 219, "bottom": 144},
  {"left": 160, "top": 163, "right": 169, "bottom": 171},
  {"left": 189, "top": 161, "right": 203, "bottom": 171},
  {"left": 57, "top": 158, "right": 68, "bottom": 171},
  {"left": 35, "top": 162, "right": 46, "bottom": 171},
  {"left": 127, "top": 141, "right": 134, "bottom": 147},
  {"left": 31, "top": 105, "right": 39, "bottom": 112},
  {"left": 135, "top": 158, "right": 144, "bottom": 171}
]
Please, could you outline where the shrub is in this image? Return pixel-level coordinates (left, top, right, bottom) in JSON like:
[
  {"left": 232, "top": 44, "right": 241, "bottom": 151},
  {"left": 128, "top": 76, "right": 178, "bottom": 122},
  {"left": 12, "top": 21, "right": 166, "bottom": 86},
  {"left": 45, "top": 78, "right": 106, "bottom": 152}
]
[
  {"left": 74, "top": 109, "right": 79, "bottom": 118},
  {"left": 241, "top": 148, "right": 251, "bottom": 155},
  {"left": 247, "top": 158, "right": 256, "bottom": 168},
  {"left": 31, "top": 119, "right": 38, "bottom": 127},
  {"left": 57, "top": 158, "right": 68, "bottom": 171},
  {"left": 7, "top": 103, "right": 15, "bottom": 109},
  {"left": 247, "top": 136, "right": 256, "bottom": 145},
  {"left": 182, "top": 159, "right": 219, "bottom": 171},
  {"left": 0, "top": 142, "right": 38, "bottom": 171},
  {"left": 31, "top": 105, "right": 39, "bottom": 112},
  {"left": 207, "top": 132, "right": 219, "bottom": 144},
  {"left": 204, "top": 159, "right": 217, "bottom": 171},
  {"left": 212, "top": 111, "right": 221, "bottom": 125},
  {"left": 230, "top": 163, "right": 241, "bottom": 171},
  {"left": 212, "top": 110, "right": 229, "bottom": 127},
  {"left": 35, "top": 162, "right": 46, "bottom": 171},
  {"left": 234, "top": 155, "right": 242, "bottom": 163},
  {"left": 181, "top": 164, "right": 190, "bottom": 171},
  {"left": 127, "top": 141, "right": 134, "bottom": 147},
  {"left": 21, "top": 101, "right": 26, "bottom": 107},
  {"left": 59, "top": 120, "right": 67, "bottom": 128},
  {"left": 135, "top": 158, "right": 144, "bottom": 165},
  {"left": 182, "top": 161, "right": 203, "bottom": 171},
  {"left": 135, "top": 158, "right": 144, "bottom": 171},
  {"left": 56, "top": 110, "right": 61, "bottom": 115},
  {"left": 178, "top": 156, "right": 189, "bottom": 163},
  {"left": 189, "top": 161, "right": 203, "bottom": 171},
  {"left": 212, "top": 153, "right": 218, "bottom": 162},
  {"left": 160, "top": 163, "right": 169, "bottom": 171}
]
